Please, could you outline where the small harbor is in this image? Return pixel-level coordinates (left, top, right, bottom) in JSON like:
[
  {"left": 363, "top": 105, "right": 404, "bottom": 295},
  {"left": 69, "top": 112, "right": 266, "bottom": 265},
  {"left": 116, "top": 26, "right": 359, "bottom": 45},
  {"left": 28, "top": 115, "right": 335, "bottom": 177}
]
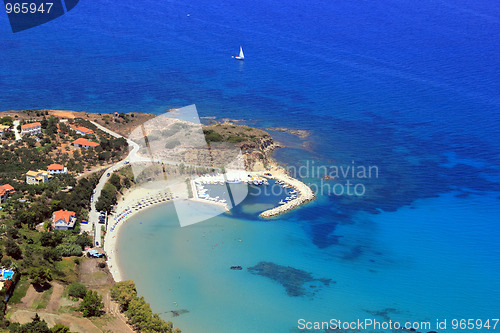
[{"left": 190, "top": 169, "right": 315, "bottom": 217}]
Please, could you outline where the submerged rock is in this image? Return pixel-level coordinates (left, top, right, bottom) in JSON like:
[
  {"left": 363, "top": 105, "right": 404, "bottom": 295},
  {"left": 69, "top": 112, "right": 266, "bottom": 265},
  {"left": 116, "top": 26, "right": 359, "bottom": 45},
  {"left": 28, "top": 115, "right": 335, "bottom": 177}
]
[
  {"left": 247, "top": 261, "right": 332, "bottom": 297},
  {"left": 167, "top": 309, "right": 189, "bottom": 317}
]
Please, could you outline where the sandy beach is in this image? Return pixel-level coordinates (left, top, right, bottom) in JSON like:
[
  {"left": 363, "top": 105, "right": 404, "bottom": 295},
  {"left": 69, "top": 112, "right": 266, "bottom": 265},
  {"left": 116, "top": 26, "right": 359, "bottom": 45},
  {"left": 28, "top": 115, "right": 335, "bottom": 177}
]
[
  {"left": 103, "top": 179, "right": 187, "bottom": 282},
  {"left": 104, "top": 167, "right": 315, "bottom": 282}
]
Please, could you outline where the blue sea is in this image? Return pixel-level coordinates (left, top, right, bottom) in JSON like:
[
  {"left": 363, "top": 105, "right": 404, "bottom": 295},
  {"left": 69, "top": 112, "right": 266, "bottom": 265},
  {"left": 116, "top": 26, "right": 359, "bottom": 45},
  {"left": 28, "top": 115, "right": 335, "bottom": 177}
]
[{"left": 1, "top": 0, "right": 499, "bottom": 332}]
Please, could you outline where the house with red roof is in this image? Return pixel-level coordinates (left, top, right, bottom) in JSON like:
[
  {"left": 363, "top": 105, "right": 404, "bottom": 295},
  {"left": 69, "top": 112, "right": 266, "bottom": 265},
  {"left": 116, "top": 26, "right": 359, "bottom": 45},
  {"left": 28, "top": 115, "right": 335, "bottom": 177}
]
[
  {"left": 47, "top": 163, "right": 67, "bottom": 174},
  {"left": 20, "top": 122, "right": 42, "bottom": 136},
  {"left": 0, "top": 184, "right": 14, "bottom": 203},
  {"left": 69, "top": 124, "right": 94, "bottom": 136},
  {"left": 52, "top": 210, "right": 76, "bottom": 230},
  {"left": 72, "top": 138, "right": 99, "bottom": 149}
]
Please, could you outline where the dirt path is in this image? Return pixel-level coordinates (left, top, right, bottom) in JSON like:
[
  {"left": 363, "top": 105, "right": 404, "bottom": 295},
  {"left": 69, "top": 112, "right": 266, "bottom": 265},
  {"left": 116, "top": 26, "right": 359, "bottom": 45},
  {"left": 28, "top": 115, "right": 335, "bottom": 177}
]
[
  {"left": 46, "top": 282, "right": 63, "bottom": 312},
  {"left": 101, "top": 290, "right": 134, "bottom": 333},
  {"left": 21, "top": 285, "right": 39, "bottom": 308}
]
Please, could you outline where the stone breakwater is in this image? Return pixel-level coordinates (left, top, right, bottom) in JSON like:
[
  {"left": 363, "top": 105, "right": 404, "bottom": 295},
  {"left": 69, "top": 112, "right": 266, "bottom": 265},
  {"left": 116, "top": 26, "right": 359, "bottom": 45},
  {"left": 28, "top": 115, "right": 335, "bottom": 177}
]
[{"left": 259, "top": 172, "right": 315, "bottom": 218}]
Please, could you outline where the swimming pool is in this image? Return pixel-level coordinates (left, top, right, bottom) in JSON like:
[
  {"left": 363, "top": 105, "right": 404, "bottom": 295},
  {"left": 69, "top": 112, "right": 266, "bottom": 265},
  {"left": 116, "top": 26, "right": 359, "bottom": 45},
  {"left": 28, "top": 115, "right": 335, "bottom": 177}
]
[{"left": 2, "top": 272, "right": 13, "bottom": 279}]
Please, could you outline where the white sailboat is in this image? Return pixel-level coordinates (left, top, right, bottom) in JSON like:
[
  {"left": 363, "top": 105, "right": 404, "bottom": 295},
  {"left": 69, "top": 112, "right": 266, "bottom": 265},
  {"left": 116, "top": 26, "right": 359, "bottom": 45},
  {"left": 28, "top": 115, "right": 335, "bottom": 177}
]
[{"left": 234, "top": 46, "right": 244, "bottom": 60}]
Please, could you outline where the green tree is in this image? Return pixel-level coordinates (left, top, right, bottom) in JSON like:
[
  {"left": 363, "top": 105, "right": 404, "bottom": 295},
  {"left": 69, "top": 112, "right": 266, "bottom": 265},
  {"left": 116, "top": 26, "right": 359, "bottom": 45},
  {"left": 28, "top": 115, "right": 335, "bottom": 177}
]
[
  {"left": 46, "top": 116, "right": 59, "bottom": 135},
  {"left": 1, "top": 116, "right": 13, "bottom": 126},
  {"left": 126, "top": 296, "right": 152, "bottom": 331},
  {"left": 109, "top": 173, "right": 121, "bottom": 191},
  {"left": 110, "top": 280, "right": 137, "bottom": 311},
  {"left": 7, "top": 227, "right": 19, "bottom": 239},
  {"left": 95, "top": 183, "right": 117, "bottom": 213},
  {"left": 75, "top": 232, "right": 93, "bottom": 249},
  {"left": 68, "top": 282, "right": 87, "bottom": 299},
  {"left": 43, "top": 248, "right": 61, "bottom": 262},
  {"left": 29, "top": 267, "right": 52, "bottom": 287},
  {"left": 79, "top": 290, "right": 104, "bottom": 317},
  {"left": 51, "top": 324, "right": 71, "bottom": 333},
  {"left": 40, "top": 233, "right": 57, "bottom": 247},
  {"left": 56, "top": 243, "right": 82, "bottom": 257},
  {"left": 50, "top": 200, "right": 62, "bottom": 212},
  {"left": 5, "top": 239, "right": 22, "bottom": 259}
]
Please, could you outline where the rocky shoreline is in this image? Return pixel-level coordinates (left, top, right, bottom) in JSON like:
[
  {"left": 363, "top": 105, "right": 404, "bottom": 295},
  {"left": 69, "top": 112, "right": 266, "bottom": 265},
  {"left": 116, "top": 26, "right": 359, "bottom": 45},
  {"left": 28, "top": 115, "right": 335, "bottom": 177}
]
[{"left": 264, "top": 127, "right": 311, "bottom": 139}]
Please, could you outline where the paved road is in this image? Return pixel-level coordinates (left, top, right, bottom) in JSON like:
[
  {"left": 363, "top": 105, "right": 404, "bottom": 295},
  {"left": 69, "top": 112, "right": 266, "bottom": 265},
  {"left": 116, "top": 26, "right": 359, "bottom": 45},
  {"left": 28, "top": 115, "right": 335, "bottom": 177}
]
[
  {"left": 85, "top": 121, "right": 140, "bottom": 247},
  {"left": 85, "top": 120, "right": 204, "bottom": 246},
  {"left": 12, "top": 120, "right": 22, "bottom": 141}
]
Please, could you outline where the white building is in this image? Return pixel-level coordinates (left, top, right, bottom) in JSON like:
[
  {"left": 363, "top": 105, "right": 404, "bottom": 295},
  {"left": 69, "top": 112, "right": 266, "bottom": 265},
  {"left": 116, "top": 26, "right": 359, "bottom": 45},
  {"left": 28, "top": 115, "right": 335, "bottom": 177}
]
[
  {"left": 47, "top": 163, "right": 68, "bottom": 174},
  {"left": 20, "top": 122, "right": 42, "bottom": 136},
  {"left": 72, "top": 138, "right": 99, "bottom": 149},
  {"left": 26, "top": 170, "right": 52, "bottom": 185},
  {"left": 52, "top": 210, "right": 77, "bottom": 230}
]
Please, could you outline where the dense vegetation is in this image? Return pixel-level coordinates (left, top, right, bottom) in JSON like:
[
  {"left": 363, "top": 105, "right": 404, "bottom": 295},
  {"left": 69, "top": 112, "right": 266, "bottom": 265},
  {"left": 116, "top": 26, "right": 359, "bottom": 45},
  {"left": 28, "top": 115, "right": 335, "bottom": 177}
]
[
  {"left": 202, "top": 123, "right": 269, "bottom": 146},
  {"left": 78, "top": 290, "right": 104, "bottom": 317},
  {"left": 0, "top": 116, "right": 13, "bottom": 127},
  {"left": 0, "top": 111, "right": 181, "bottom": 332},
  {"left": 202, "top": 129, "right": 223, "bottom": 143},
  {"left": 0, "top": 172, "right": 95, "bottom": 327},
  {"left": 0, "top": 115, "right": 128, "bottom": 177},
  {"left": 67, "top": 282, "right": 87, "bottom": 299},
  {"left": 95, "top": 168, "right": 134, "bottom": 213},
  {"left": 111, "top": 281, "right": 181, "bottom": 333}
]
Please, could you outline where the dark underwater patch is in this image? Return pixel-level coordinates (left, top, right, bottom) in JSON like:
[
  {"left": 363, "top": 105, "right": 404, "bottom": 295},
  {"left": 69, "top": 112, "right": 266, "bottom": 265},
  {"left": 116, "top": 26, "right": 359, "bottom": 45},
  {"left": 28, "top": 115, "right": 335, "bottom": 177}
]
[
  {"left": 286, "top": 114, "right": 500, "bottom": 250},
  {"left": 247, "top": 261, "right": 332, "bottom": 297}
]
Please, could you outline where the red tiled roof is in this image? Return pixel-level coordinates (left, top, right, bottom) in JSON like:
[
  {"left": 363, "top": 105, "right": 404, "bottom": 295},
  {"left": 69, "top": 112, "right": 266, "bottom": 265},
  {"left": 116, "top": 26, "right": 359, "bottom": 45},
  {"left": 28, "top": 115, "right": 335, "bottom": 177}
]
[
  {"left": 1, "top": 184, "right": 14, "bottom": 191},
  {"left": 21, "top": 122, "right": 41, "bottom": 129},
  {"left": 47, "top": 163, "right": 64, "bottom": 170},
  {"left": 72, "top": 138, "right": 99, "bottom": 147},
  {"left": 70, "top": 124, "right": 94, "bottom": 135},
  {"left": 52, "top": 210, "right": 76, "bottom": 223}
]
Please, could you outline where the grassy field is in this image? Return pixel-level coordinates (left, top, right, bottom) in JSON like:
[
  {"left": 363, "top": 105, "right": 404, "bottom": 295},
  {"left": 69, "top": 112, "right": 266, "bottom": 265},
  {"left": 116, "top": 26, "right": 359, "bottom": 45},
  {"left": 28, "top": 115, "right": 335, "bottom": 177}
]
[
  {"left": 53, "top": 257, "right": 78, "bottom": 283},
  {"left": 9, "top": 276, "right": 30, "bottom": 305}
]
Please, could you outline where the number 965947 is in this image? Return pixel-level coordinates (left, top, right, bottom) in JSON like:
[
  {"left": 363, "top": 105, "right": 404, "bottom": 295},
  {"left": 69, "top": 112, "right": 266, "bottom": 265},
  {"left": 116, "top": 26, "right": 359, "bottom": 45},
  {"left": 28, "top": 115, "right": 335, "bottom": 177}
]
[{"left": 5, "top": 2, "right": 53, "bottom": 14}]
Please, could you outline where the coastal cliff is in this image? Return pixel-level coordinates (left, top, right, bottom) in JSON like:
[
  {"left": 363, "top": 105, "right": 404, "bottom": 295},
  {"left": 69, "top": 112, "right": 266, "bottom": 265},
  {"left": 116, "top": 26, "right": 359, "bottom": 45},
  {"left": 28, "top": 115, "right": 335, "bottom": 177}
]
[{"left": 130, "top": 119, "right": 281, "bottom": 173}]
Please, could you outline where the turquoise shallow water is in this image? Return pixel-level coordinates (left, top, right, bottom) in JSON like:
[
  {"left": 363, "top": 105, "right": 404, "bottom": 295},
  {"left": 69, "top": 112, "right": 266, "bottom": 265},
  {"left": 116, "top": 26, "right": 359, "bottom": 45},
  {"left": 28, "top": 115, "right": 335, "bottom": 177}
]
[{"left": 118, "top": 189, "right": 500, "bottom": 333}]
